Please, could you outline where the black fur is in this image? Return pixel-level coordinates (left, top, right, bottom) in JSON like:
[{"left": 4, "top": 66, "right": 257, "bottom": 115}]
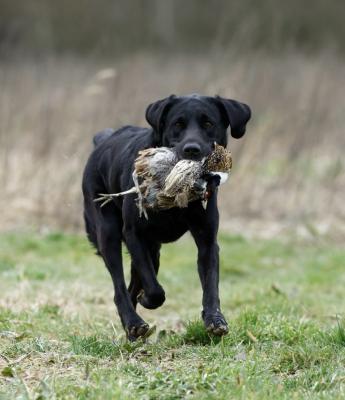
[
  {"left": 82, "top": 94, "right": 251, "bottom": 340},
  {"left": 92, "top": 128, "right": 116, "bottom": 147}
]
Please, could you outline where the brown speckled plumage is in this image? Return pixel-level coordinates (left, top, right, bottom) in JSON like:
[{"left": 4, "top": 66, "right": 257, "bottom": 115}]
[{"left": 205, "top": 143, "right": 232, "bottom": 173}]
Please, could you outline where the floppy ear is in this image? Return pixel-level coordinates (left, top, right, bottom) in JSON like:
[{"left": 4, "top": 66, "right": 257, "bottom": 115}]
[
  {"left": 215, "top": 96, "right": 251, "bottom": 139},
  {"left": 145, "top": 95, "right": 177, "bottom": 146}
]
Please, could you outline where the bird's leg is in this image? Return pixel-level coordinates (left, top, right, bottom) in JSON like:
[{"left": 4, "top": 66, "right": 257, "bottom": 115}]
[{"left": 94, "top": 187, "right": 138, "bottom": 207}]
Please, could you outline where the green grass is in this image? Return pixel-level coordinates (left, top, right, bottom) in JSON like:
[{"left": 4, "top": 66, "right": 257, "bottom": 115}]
[{"left": 0, "top": 231, "right": 345, "bottom": 399}]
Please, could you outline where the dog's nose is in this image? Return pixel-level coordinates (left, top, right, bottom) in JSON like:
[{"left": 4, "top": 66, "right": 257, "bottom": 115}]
[{"left": 183, "top": 143, "right": 201, "bottom": 159}]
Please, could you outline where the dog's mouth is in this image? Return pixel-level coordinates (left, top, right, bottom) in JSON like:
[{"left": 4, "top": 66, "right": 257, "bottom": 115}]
[
  {"left": 179, "top": 154, "right": 205, "bottom": 162},
  {"left": 174, "top": 144, "right": 214, "bottom": 163}
]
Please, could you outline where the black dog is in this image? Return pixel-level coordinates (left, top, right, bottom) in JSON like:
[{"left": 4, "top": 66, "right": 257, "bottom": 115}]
[{"left": 82, "top": 94, "right": 251, "bottom": 340}]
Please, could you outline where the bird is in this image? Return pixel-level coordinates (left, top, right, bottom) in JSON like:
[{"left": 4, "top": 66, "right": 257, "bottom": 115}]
[{"left": 94, "top": 143, "right": 232, "bottom": 218}]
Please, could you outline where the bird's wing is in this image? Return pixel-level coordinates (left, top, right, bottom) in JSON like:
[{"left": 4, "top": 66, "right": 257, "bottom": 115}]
[{"left": 164, "top": 160, "right": 202, "bottom": 196}]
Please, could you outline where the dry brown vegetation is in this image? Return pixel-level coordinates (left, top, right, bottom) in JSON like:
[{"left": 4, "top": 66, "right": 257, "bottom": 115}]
[{"left": 1, "top": 50, "right": 344, "bottom": 235}]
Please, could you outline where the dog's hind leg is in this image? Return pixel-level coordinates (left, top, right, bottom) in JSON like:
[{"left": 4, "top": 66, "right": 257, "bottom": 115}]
[
  {"left": 84, "top": 209, "right": 100, "bottom": 255},
  {"left": 96, "top": 205, "right": 150, "bottom": 341}
]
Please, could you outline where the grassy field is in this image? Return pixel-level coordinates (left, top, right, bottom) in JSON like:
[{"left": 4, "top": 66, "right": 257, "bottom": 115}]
[{"left": 0, "top": 231, "right": 345, "bottom": 399}]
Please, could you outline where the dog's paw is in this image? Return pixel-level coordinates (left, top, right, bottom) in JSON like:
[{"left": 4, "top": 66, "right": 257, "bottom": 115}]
[
  {"left": 202, "top": 310, "right": 229, "bottom": 336},
  {"left": 126, "top": 322, "right": 150, "bottom": 341},
  {"left": 137, "top": 287, "right": 165, "bottom": 310}
]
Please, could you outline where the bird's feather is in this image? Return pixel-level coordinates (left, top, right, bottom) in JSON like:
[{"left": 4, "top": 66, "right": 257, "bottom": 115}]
[{"left": 94, "top": 143, "right": 232, "bottom": 216}]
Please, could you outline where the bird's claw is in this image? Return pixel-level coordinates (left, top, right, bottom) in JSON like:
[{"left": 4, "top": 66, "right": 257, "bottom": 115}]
[{"left": 94, "top": 194, "right": 114, "bottom": 207}]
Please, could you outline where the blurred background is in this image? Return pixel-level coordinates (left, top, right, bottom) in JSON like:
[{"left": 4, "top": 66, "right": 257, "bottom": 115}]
[{"left": 1, "top": 0, "right": 344, "bottom": 238}]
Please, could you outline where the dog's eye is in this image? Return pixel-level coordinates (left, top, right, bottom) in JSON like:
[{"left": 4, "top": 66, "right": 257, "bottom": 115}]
[
  {"left": 203, "top": 121, "right": 213, "bottom": 129},
  {"left": 174, "top": 121, "right": 185, "bottom": 130}
]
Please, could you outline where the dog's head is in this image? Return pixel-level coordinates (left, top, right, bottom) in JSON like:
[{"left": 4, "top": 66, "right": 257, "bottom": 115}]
[{"left": 146, "top": 94, "right": 251, "bottom": 160}]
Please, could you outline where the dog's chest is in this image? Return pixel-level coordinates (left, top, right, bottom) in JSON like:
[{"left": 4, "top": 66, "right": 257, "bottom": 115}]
[{"left": 142, "top": 209, "right": 189, "bottom": 243}]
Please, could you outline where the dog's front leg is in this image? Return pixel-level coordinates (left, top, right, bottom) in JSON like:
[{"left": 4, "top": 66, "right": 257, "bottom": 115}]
[
  {"left": 96, "top": 206, "right": 149, "bottom": 341},
  {"left": 123, "top": 198, "right": 165, "bottom": 310},
  {"left": 128, "top": 242, "right": 161, "bottom": 308},
  {"left": 123, "top": 233, "right": 165, "bottom": 311},
  {"left": 188, "top": 179, "right": 229, "bottom": 336},
  {"left": 196, "top": 237, "right": 228, "bottom": 336}
]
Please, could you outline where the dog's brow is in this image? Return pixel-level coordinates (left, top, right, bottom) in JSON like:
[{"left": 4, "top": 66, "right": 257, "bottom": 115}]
[
  {"left": 200, "top": 112, "right": 215, "bottom": 121},
  {"left": 169, "top": 110, "right": 187, "bottom": 120}
]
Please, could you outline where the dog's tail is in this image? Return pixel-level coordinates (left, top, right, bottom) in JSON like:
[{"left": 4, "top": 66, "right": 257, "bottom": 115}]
[{"left": 93, "top": 128, "right": 115, "bottom": 147}]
